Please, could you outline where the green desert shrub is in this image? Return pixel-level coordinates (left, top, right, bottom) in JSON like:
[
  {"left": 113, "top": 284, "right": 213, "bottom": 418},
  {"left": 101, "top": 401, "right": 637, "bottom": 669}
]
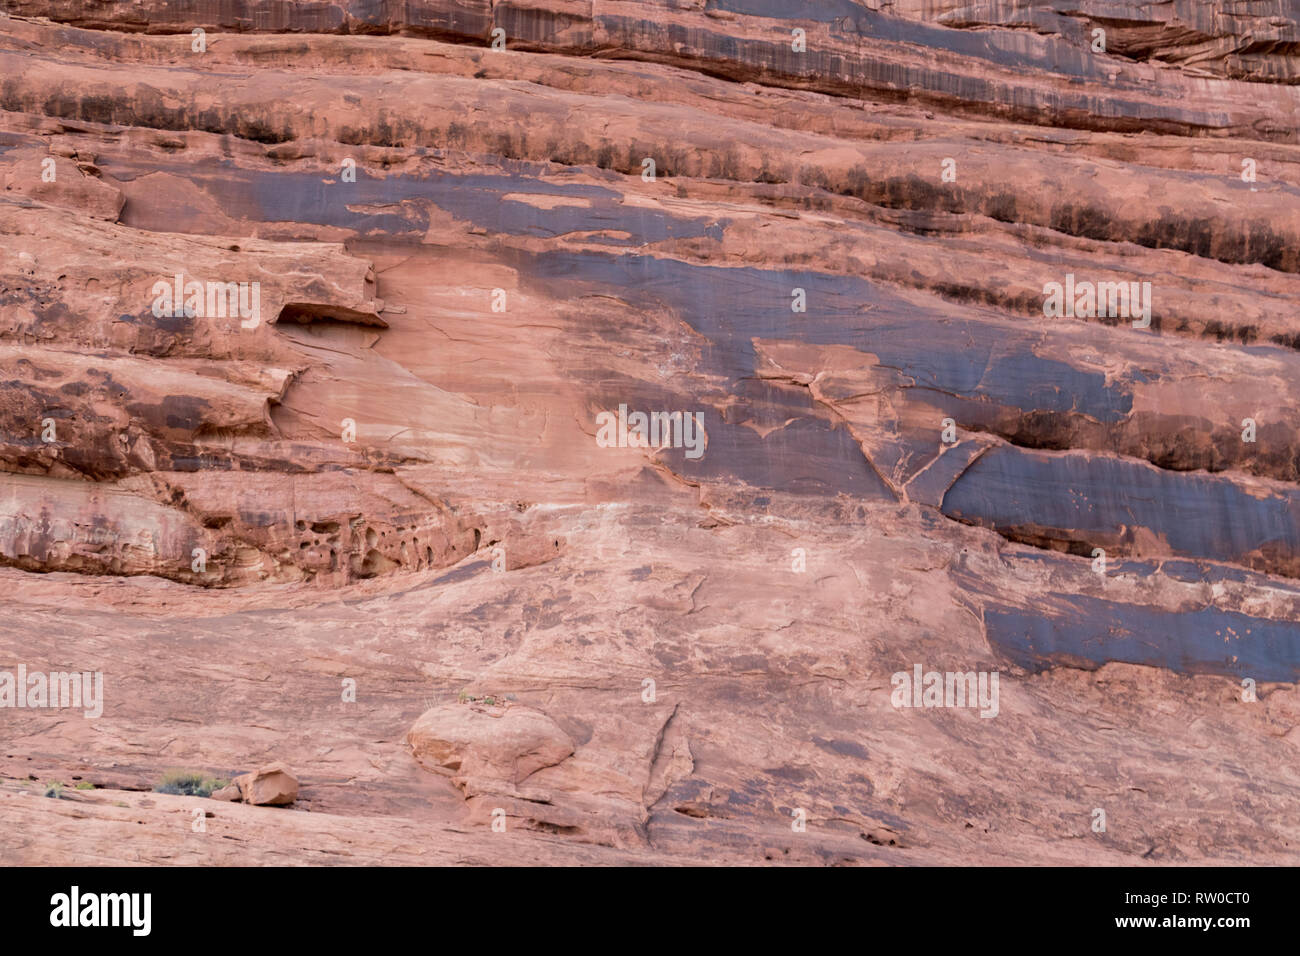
[{"left": 154, "top": 770, "right": 226, "bottom": 797}]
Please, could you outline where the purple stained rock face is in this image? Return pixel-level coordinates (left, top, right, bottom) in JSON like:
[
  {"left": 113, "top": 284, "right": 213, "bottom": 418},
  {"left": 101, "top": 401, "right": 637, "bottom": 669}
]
[{"left": 0, "top": 0, "right": 1298, "bottom": 868}]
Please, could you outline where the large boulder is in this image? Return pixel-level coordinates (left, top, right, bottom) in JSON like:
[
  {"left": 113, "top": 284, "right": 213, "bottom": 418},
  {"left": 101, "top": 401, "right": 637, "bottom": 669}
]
[
  {"left": 407, "top": 703, "right": 574, "bottom": 791},
  {"left": 232, "top": 763, "right": 299, "bottom": 806}
]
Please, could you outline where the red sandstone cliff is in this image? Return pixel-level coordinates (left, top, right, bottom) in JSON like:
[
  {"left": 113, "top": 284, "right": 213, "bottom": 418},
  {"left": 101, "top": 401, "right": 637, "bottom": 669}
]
[{"left": 1, "top": 1, "right": 1298, "bottom": 865}]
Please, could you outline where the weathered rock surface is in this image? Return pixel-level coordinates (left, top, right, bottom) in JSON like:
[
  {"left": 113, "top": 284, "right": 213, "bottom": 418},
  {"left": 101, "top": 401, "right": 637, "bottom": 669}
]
[{"left": 0, "top": 1, "right": 1298, "bottom": 866}]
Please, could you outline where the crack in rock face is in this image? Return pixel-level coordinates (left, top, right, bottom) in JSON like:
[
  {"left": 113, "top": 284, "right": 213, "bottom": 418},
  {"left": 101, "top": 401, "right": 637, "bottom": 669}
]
[{"left": 0, "top": 0, "right": 1298, "bottom": 869}]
